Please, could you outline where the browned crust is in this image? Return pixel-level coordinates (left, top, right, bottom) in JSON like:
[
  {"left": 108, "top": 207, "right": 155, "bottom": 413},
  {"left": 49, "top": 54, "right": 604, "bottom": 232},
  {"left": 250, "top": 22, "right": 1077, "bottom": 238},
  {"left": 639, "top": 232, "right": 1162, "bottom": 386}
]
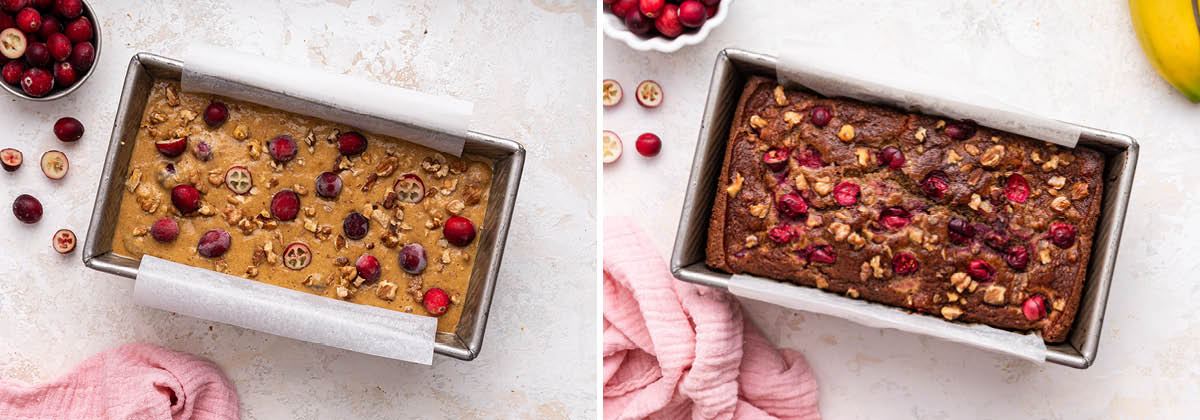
[{"left": 705, "top": 76, "right": 769, "bottom": 272}]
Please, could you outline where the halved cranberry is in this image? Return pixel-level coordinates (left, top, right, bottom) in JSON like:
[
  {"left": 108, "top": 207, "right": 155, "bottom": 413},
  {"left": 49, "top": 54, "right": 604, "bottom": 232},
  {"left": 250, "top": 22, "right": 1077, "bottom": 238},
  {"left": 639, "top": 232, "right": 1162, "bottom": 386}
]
[
  {"left": 15, "top": 7, "right": 40, "bottom": 34},
  {"left": 314, "top": 171, "right": 343, "bottom": 198},
  {"left": 1004, "top": 244, "right": 1029, "bottom": 271},
  {"left": 51, "top": 228, "right": 75, "bottom": 254},
  {"left": 336, "top": 131, "right": 367, "bottom": 155},
  {"left": 283, "top": 242, "right": 312, "bottom": 270},
  {"left": 270, "top": 190, "right": 300, "bottom": 221},
  {"left": 767, "top": 225, "right": 793, "bottom": 244},
  {"left": 677, "top": 0, "right": 707, "bottom": 27},
  {"left": 23, "top": 41, "right": 47, "bottom": 66},
  {"left": 54, "top": 0, "right": 82, "bottom": 19},
  {"left": 355, "top": 254, "right": 381, "bottom": 284},
  {"left": 63, "top": 17, "right": 90, "bottom": 43},
  {"left": 877, "top": 146, "right": 905, "bottom": 169},
  {"left": 635, "top": 80, "right": 663, "bottom": 108},
  {"left": 67, "top": 40, "right": 92, "bottom": 70},
  {"left": 0, "top": 28, "right": 26, "bottom": 60},
  {"left": 53, "top": 117, "right": 83, "bottom": 142},
  {"left": 801, "top": 244, "right": 836, "bottom": 264},
  {"left": 44, "top": 32, "right": 68, "bottom": 61},
  {"left": 197, "top": 229, "right": 231, "bottom": 258},
  {"left": 12, "top": 194, "right": 41, "bottom": 223},
  {"left": 833, "top": 182, "right": 859, "bottom": 206},
  {"left": 762, "top": 147, "right": 789, "bottom": 172},
  {"left": 776, "top": 192, "right": 808, "bottom": 218},
  {"left": 224, "top": 166, "right": 252, "bottom": 194},
  {"left": 892, "top": 253, "right": 919, "bottom": 275},
  {"left": 945, "top": 121, "right": 976, "bottom": 140},
  {"left": 19, "top": 66, "right": 52, "bottom": 97},
  {"left": 444, "top": 216, "right": 477, "bottom": 246},
  {"left": 342, "top": 211, "right": 369, "bottom": 240},
  {"left": 423, "top": 288, "right": 451, "bottom": 316},
  {"left": 2, "top": 60, "right": 25, "bottom": 84},
  {"left": 51, "top": 61, "right": 75, "bottom": 87},
  {"left": 947, "top": 218, "right": 975, "bottom": 244},
  {"left": 920, "top": 170, "right": 949, "bottom": 200},
  {"left": 39, "top": 150, "right": 67, "bottom": 179},
  {"left": 154, "top": 136, "right": 187, "bottom": 157},
  {"left": 267, "top": 135, "right": 297, "bottom": 162},
  {"left": 203, "top": 101, "right": 228, "bottom": 127},
  {"left": 809, "top": 106, "right": 832, "bottom": 127},
  {"left": 794, "top": 145, "right": 824, "bottom": 168},
  {"left": 878, "top": 207, "right": 911, "bottom": 230},
  {"left": 170, "top": 185, "right": 201, "bottom": 214},
  {"left": 400, "top": 243, "right": 428, "bottom": 274},
  {"left": 1005, "top": 174, "right": 1030, "bottom": 203},
  {"left": 150, "top": 217, "right": 179, "bottom": 242},
  {"left": 1022, "top": 295, "right": 1047, "bottom": 321},
  {"left": 1049, "top": 223, "right": 1077, "bottom": 248},
  {"left": 966, "top": 259, "right": 993, "bottom": 282},
  {"left": 393, "top": 173, "right": 425, "bottom": 203},
  {"left": 1, "top": 148, "right": 22, "bottom": 171}
]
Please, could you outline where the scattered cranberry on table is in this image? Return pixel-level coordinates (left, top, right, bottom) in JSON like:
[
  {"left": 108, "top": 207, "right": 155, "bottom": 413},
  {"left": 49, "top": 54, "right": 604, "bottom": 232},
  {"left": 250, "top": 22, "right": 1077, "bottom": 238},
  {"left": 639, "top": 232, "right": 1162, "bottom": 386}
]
[
  {"left": 52, "top": 116, "right": 82, "bottom": 141},
  {"left": 608, "top": 0, "right": 722, "bottom": 39},
  {"left": 635, "top": 132, "right": 661, "bottom": 157},
  {"left": 0, "top": 0, "right": 97, "bottom": 97},
  {"left": 12, "top": 193, "right": 42, "bottom": 224}
]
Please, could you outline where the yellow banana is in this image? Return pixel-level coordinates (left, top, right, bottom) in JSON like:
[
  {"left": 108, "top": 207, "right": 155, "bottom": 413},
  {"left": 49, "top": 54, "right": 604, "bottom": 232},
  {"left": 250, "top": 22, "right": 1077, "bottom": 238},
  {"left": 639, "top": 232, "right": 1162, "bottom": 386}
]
[{"left": 1130, "top": 0, "right": 1200, "bottom": 102}]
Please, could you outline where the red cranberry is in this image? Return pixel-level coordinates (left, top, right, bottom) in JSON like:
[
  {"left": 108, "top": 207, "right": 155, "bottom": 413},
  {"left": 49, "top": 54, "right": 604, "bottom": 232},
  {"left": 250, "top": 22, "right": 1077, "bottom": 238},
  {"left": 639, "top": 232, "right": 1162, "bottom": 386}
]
[
  {"left": 878, "top": 207, "right": 911, "bottom": 230},
  {"left": 150, "top": 217, "right": 179, "bottom": 242},
  {"left": 191, "top": 140, "right": 212, "bottom": 161},
  {"left": 892, "top": 253, "right": 919, "bottom": 275},
  {"left": 636, "top": 133, "right": 661, "bottom": 157},
  {"left": 983, "top": 230, "right": 1010, "bottom": 250},
  {"left": 267, "top": 135, "right": 297, "bottom": 162},
  {"left": 63, "top": 16, "right": 89, "bottom": 43},
  {"left": 355, "top": 254, "right": 382, "bottom": 284},
  {"left": 342, "top": 211, "right": 369, "bottom": 240},
  {"left": 654, "top": 4, "right": 683, "bottom": 37},
  {"left": 336, "top": 131, "right": 367, "bottom": 155},
  {"left": 270, "top": 190, "right": 300, "bottom": 221},
  {"left": 1022, "top": 295, "right": 1047, "bottom": 321},
  {"left": 966, "top": 259, "right": 993, "bottom": 282},
  {"left": 762, "top": 147, "right": 789, "bottom": 172},
  {"left": 801, "top": 244, "right": 836, "bottom": 265},
  {"left": 877, "top": 146, "right": 905, "bottom": 169},
  {"left": 30, "top": 0, "right": 48, "bottom": 8},
  {"left": 809, "top": 106, "right": 832, "bottom": 127},
  {"left": 920, "top": 170, "right": 949, "bottom": 200},
  {"left": 1049, "top": 223, "right": 1077, "bottom": 248},
  {"left": 53, "top": 117, "right": 83, "bottom": 142},
  {"left": 53, "top": 0, "right": 82, "bottom": 19},
  {"left": 833, "top": 182, "right": 859, "bottom": 206},
  {"left": 423, "top": 288, "right": 451, "bottom": 316},
  {"left": 0, "top": 0, "right": 26, "bottom": 13},
  {"left": 444, "top": 216, "right": 477, "bottom": 246},
  {"left": 640, "top": 0, "right": 664, "bottom": 18},
  {"left": 36, "top": 15, "right": 58, "bottom": 40},
  {"left": 12, "top": 193, "right": 41, "bottom": 223},
  {"left": 776, "top": 192, "right": 808, "bottom": 218},
  {"left": 51, "top": 60, "right": 74, "bottom": 86},
  {"left": 947, "top": 218, "right": 975, "bottom": 244},
  {"left": 623, "top": 7, "right": 652, "bottom": 35},
  {"left": 203, "top": 101, "right": 228, "bottom": 127},
  {"left": 196, "top": 229, "right": 232, "bottom": 258},
  {"left": 20, "top": 66, "right": 51, "bottom": 96},
  {"left": 701, "top": 0, "right": 721, "bottom": 4},
  {"left": 1004, "top": 174, "right": 1030, "bottom": 203},
  {"left": 677, "top": 0, "right": 707, "bottom": 27},
  {"left": 23, "top": 40, "right": 46, "bottom": 65},
  {"left": 67, "top": 40, "right": 91, "bottom": 70},
  {"left": 0, "top": 13, "right": 12, "bottom": 32},
  {"left": 314, "top": 171, "right": 343, "bottom": 198},
  {"left": 15, "top": 7, "right": 40, "bottom": 34},
  {"left": 170, "top": 185, "right": 201, "bottom": 213},
  {"left": 945, "top": 122, "right": 976, "bottom": 140},
  {"left": 794, "top": 145, "right": 825, "bottom": 168},
  {"left": 400, "top": 243, "right": 428, "bottom": 274},
  {"left": 2, "top": 60, "right": 25, "bottom": 84},
  {"left": 1004, "top": 244, "right": 1029, "bottom": 271},
  {"left": 44, "top": 32, "right": 67, "bottom": 60},
  {"left": 611, "top": 0, "right": 638, "bottom": 17},
  {"left": 767, "top": 225, "right": 793, "bottom": 244}
]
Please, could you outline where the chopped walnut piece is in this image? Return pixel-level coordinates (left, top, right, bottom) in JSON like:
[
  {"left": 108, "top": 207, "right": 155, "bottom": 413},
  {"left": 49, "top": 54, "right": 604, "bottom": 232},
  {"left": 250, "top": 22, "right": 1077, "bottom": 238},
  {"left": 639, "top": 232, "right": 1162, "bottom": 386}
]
[
  {"left": 446, "top": 200, "right": 465, "bottom": 215},
  {"left": 907, "top": 228, "right": 924, "bottom": 244},
  {"left": 837, "top": 124, "right": 855, "bottom": 141},
  {"left": 132, "top": 226, "right": 149, "bottom": 237},
  {"left": 179, "top": 109, "right": 197, "bottom": 122},
  {"left": 868, "top": 255, "right": 884, "bottom": 279},
  {"left": 1048, "top": 176, "right": 1066, "bottom": 189},
  {"left": 749, "top": 203, "right": 769, "bottom": 218},
  {"left": 947, "top": 292, "right": 959, "bottom": 303},
  {"left": 935, "top": 120, "right": 946, "bottom": 129},
  {"left": 794, "top": 174, "right": 808, "bottom": 191},
  {"left": 301, "top": 273, "right": 327, "bottom": 289},
  {"left": 1051, "top": 196, "right": 1071, "bottom": 212},
  {"left": 150, "top": 112, "right": 168, "bottom": 124},
  {"left": 773, "top": 85, "right": 788, "bottom": 105},
  {"left": 381, "top": 233, "right": 401, "bottom": 248},
  {"left": 950, "top": 272, "right": 971, "bottom": 293},
  {"left": 749, "top": 115, "right": 768, "bottom": 130},
  {"left": 1053, "top": 298, "right": 1066, "bottom": 311},
  {"left": 744, "top": 235, "right": 759, "bottom": 249},
  {"left": 165, "top": 85, "right": 180, "bottom": 106},
  {"left": 376, "top": 281, "right": 399, "bottom": 300},
  {"left": 335, "top": 286, "right": 350, "bottom": 299},
  {"left": 125, "top": 168, "right": 142, "bottom": 193},
  {"left": 1070, "top": 182, "right": 1089, "bottom": 200},
  {"left": 983, "top": 285, "right": 1007, "bottom": 305},
  {"left": 830, "top": 222, "right": 851, "bottom": 241},
  {"left": 946, "top": 149, "right": 963, "bottom": 164},
  {"left": 854, "top": 148, "right": 874, "bottom": 168},
  {"left": 783, "top": 111, "right": 802, "bottom": 126},
  {"left": 979, "top": 145, "right": 1005, "bottom": 168},
  {"left": 1042, "top": 155, "right": 1060, "bottom": 172},
  {"left": 968, "top": 194, "right": 983, "bottom": 211},
  {"left": 335, "top": 235, "right": 346, "bottom": 250},
  {"left": 847, "top": 232, "right": 866, "bottom": 250},
  {"left": 339, "top": 266, "right": 358, "bottom": 283},
  {"left": 963, "top": 143, "right": 980, "bottom": 156},
  {"left": 813, "top": 176, "right": 834, "bottom": 196},
  {"left": 941, "top": 306, "right": 963, "bottom": 320},
  {"left": 915, "top": 127, "right": 927, "bottom": 142},
  {"left": 244, "top": 266, "right": 259, "bottom": 278},
  {"left": 726, "top": 172, "right": 744, "bottom": 197}
]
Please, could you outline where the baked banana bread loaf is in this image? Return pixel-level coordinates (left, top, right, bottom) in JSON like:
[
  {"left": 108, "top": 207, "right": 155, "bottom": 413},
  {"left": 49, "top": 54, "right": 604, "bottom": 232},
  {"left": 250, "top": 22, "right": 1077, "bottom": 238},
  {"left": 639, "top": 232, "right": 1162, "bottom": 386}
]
[{"left": 706, "top": 76, "right": 1104, "bottom": 342}]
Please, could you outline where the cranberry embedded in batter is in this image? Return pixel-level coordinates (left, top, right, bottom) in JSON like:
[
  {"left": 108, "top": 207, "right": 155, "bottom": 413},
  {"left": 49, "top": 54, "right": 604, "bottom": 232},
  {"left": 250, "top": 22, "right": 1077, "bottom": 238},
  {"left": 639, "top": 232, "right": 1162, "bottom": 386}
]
[
  {"left": 170, "top": 185, "right": 201, "bottom": 214},
  {"left": 336, "top": 131, "right": 367, "bottom": 156},
  {"left": 762, "top": 147, "right": 789, "bottom": 172},
  {"left": 767, "top": 225, "right": 793, "bottom": 244},
  {"left": 270, "top": 189, "right": 301, "bottom": 221},
  {"left": 892, "top": 253, "right": 918, "bottom": 275},
  {"left": 423, "top": 288, "right": 450, "bottom": 316},
  {"left": 1005, "top": 173, "right": 1030, "bottom": 203},
  {"left": 1004, "top": 244, "right": 1029, "bottom": 271},
  {"left": 947, "top": 218, "right": 975, "bottom": 244},
  {"left": 809, "top": 106, "right": 832, "bottom": 128},
  {"left": 1022, "top": 295, "right": 1047, "bottom": 321},
  {"left": 966, "top": 259, "right": 993, "bottom": 282},
  {"left": 443, "top": 216, "right": 476, "bottom": 247},
  {"left": 833, "top": 182, "right": 859, "bottom": 206},
  {"left": 196, "top": 229, "right": 232, "bottom": 258},
  {"left": 877, "top": 146, "right": 904, "bottom": 169},
  {"left": 203, "top": 101, "right": 228, "bottom": 127},
  {"left": 342, "top": 211, "right": 369, "bottom": 240},
  {"left": 775, "top": 192, "right": 808, "bottom": 219},
  {"left": 355, "top": 254, "right": 381, "bottom": 284},
  {"left": 1049, "top": 223, "right": 1077, "bottom": 248},
  {"left": 150, "top": 217, "right": 179, "bottom": 242},
  {"left": 920, "top": 170, "right": 949, "bottom": 200},
  {"left": 878, "top": 207, "right": 911, "bottom": 230},
  {"left": 801, "top": 244, "right": 836, "bottom": 265}
]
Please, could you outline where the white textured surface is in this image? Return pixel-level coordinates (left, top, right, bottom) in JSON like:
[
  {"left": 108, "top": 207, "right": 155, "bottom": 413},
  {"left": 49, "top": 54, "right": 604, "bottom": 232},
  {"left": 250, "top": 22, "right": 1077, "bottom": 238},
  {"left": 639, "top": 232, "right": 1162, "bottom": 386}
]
[
  {"left": 0, "top": 1, "right": 596, "bottom": 419},
  {"left": 605, "top": 1, "right": 1196, "bottom": 418}
]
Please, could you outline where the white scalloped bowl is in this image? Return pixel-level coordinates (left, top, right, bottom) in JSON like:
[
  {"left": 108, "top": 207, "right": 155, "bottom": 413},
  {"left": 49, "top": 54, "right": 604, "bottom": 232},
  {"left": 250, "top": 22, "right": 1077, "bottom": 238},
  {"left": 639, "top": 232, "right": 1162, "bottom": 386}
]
[{"left": 603, "top": 0, "right": 733, "bottom": 53}]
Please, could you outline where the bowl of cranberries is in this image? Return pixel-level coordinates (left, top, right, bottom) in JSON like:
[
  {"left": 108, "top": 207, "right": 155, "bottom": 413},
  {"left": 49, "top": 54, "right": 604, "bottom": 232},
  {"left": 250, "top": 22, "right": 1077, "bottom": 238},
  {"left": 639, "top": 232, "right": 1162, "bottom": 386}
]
[
  {"left": 0, "top": 0, "right": 99, "bottom": 100},
  {"left": 604, "top": 0, "right": 731, "bottom": 53}
]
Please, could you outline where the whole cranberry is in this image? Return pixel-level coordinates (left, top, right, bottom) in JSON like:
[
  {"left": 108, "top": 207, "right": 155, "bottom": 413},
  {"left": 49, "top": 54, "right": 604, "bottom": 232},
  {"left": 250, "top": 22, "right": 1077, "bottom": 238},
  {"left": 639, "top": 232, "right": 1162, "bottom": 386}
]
[
  {"left": 423, "top": 288, "right": 451, "bottom": 316},
  {"left": 611, "top": 0, "right": 638, "bottom": 17},
  {"left": 63, "top": 16, "right": 89, "bottom": 43},
  {"left": 623, "top": 7, "right": 652, "bottom": 35},
  {"left": 44, "top": 31, "right": 67, "bottom": 60},
  {"left": 966, "top": 259, "right": 993, "bottom": 282},
  {"left": 36, "top": 14, "right": 59, "bottom": 40},
  {"left": 635, "top": 132, "right": 661, "bottom": 157},
  {"left": 51, "top": 60, "right": 74, "bottom": 86},
  {"left": 444, "top": 216, "right": 477, "bottom": 246},
  {"left": 775, "top": 192, "right": 808, "bottom": 218},
  {"left": 801, "top": 244, "right": 836, "bottom": 264},
  {"left": 23, "top": 40, "right": 47, "bottom": 65},
  {"left": 67, "top": 40, "right": 91, "bottom": 70},
  {"left": 809, "top": 106, "right": 832, "bottom": 127},
  {"left": 150, "top": 217, "right": 179, "bottom": 242},
  {"left": 15, "top": 7, "right": 40, "bottom": 34},
  {"left": 12, "top": 193, "right": 41, "bottom": 223},
  {"left": 30, "top": 0, "right": 49, "bottom": 8},
  {"left": 640, "top": 0, "right": 664, "bottom": 18},
  {"left": 677, "top": 0, "right": 707, "bottom": 27},
  {"left": 654, "top": 4, "right": 683, "bottom": 38},
  {"left": 833, "top": 182, "right": 859, "bottom": 206},
  {"left": 1049, "top": 223, "right": 1077, "bottom": 248},
  {"left": 342, "top": 211, "right": 369, "bottom": 240},
  {"left": 878, "top": 206, "right": 911, "bottom": 230},
  {"left": 946, "top": 219, "right": 974, "bottom": 245},
  {"left": 762, "top": 147, "right": 789, "bottom": 172},
  {"left": 355, "top": 254, "right": 382, "bottom": 284},
  {"left": 399, "top": 243, "right": 428, "bottom": 274},
  {"left": 767, "top": 225, "right": 793, "bottom": 244},
  {"left": 877, "top": 146, "right": 905, "bottom": 169},
  {"left": 1022, "top": 295, "right": 1047, "bottom": 321},
  {"left": 1004, "top": 244, "right": 1029, "bottom": 271},
  {"left": 2, "top": 60, "right": 25, "bottom": 84},
  {"left": 945, "top": 122, "right": 976, "bottom": 140},
  {"left": 0, "top": 13, "right": 13, "bottom": 32},
  {"left": 267, "top": 134, "right": 297, "bottom": 162},
  {"left": 53, "top": 0, "right": 82, "bottom": 19},
  {"left": 270, "top": 190, "right": 300, "bottom": 221},
  {"left": 314, "top": 171, "right": 343, "bottom": 198},
  {"left": 336, "top": 131, "right": 367, "bottom": 155},
  {"left": 203, "top": 101, "right": 228, "bottom": 127},
  {"left": 19, "top": 66, "right": 52, "bottom": 97},
  {"left": 920, "top": 170, "right": 949, "bottom": 200},
  {"left": 701, "top": 0, "right": 720, "bottom": 5},
  {"left": 170, "top": 184, "right": 201, "bottom": 214},
  {"left": 196, "top": 229, "right": 232, "bottom": 258},
  {"left": 794, "top": 145, "right": 825, "bottom": 168},
  {"left": 892, "top": 253, "right": 919, "bottom": 275},
  {"left": 53, "top": 117, "right": 83, "bottom": 142},
  {"left": 0, "top": 0, "right": 27, "bottom": 13},
  {"left": 1005, "top": 174, "right": 1030, "bottom": 203}
]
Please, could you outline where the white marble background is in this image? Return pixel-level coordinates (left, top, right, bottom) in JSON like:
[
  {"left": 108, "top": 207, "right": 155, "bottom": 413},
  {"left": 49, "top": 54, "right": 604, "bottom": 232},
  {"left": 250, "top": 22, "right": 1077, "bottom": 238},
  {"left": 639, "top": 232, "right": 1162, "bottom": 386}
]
[
  {"left": 605, "top": 1, "right": 1197, "bottom": 418},
  {"left": 0, "top": 1, "right": 596, "bottom": 419}
]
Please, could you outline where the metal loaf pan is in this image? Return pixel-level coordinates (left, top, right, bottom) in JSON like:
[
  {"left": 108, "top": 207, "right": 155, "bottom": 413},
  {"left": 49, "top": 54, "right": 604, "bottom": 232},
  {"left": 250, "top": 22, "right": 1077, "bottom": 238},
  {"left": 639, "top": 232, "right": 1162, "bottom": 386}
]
[
  {"left": 83, "top": 53, "right": 526, "bottom": 361},
  {"left": 670, "top": 49, "right": 1138, "bottom": 369}
]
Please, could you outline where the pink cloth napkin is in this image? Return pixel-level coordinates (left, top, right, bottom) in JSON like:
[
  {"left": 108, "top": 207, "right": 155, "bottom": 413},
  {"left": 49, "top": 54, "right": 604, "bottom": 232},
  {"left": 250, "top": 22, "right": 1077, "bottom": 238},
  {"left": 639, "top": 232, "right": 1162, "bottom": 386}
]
[
  {"left": 603, "top": 217, "right": 821, "bottom": 420},
  {"left": 0, "top": 342, "right": 239, "bottom": 420}
]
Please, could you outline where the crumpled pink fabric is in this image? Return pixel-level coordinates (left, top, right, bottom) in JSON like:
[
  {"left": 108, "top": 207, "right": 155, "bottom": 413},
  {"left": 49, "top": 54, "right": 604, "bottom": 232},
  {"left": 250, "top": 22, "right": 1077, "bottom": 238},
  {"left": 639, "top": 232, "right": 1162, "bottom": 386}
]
[
  {"left": 604, "top": 217, "right": 821, "bottom": 420},
  {"left": 0, "top": 342, "right": 240, "bottom": 420}
]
